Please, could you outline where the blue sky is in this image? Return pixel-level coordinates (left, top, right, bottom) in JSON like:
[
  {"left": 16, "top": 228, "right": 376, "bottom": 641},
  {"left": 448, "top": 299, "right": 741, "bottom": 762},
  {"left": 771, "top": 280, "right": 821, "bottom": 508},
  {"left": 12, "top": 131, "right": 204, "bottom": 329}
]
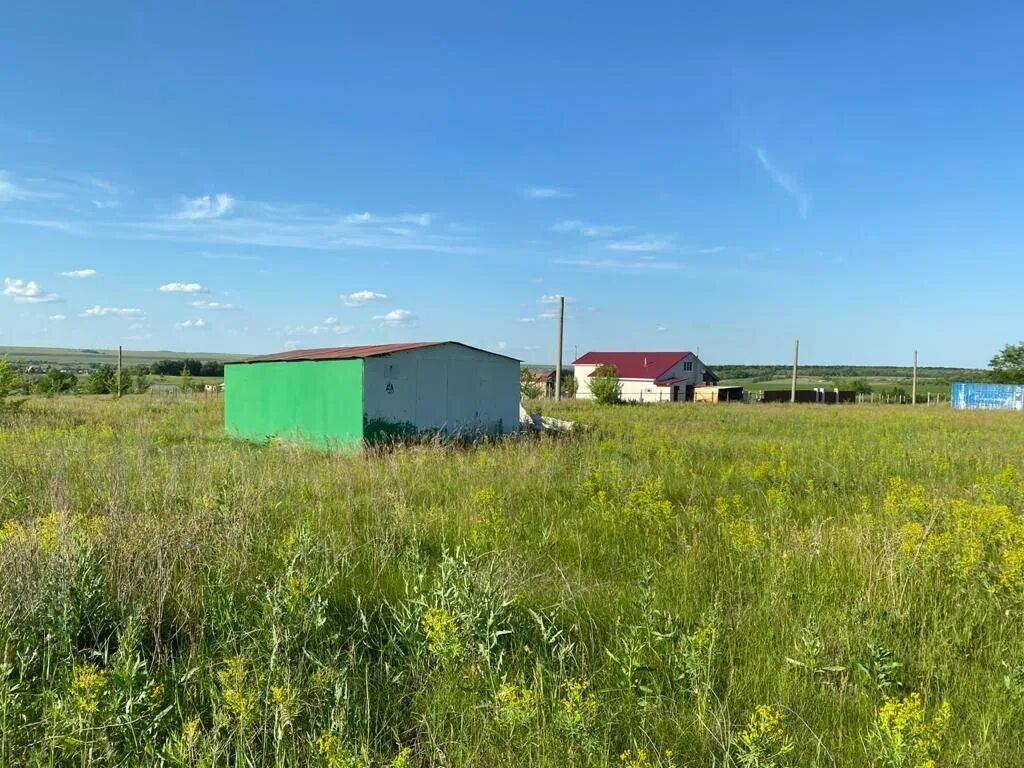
[{"left": 2, "top": 2, "right": 1021, "bottom": 366}]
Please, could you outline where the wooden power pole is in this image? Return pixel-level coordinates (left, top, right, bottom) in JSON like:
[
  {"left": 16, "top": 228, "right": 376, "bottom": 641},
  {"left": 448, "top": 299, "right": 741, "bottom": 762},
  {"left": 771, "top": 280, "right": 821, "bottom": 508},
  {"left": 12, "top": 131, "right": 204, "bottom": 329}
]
[
  {"left": 555, "top": 296, "right": 565, "bottom": 402},
  {"left": 117, "top": 345, "right": 123, "bottom": 398},
  {"left": 790, "top": 338, "right": 799, "bottom": 403},
  {"left": 912, "top": 350, "right": 918, "bottom": 406}
]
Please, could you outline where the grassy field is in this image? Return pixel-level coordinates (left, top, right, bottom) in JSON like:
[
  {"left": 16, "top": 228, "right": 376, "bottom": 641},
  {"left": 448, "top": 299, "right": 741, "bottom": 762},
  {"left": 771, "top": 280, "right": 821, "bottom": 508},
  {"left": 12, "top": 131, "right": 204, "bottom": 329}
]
[{"left": 1, "top": 397, "right": 1022, "bottom": 765}]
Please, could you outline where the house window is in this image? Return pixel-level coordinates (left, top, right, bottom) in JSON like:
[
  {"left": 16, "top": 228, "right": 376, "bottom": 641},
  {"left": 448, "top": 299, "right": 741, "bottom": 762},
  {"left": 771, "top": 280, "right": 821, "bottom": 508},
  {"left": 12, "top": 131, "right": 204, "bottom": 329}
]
[{"left": 683, "top": 361, "right": 693, "bottom": 372}]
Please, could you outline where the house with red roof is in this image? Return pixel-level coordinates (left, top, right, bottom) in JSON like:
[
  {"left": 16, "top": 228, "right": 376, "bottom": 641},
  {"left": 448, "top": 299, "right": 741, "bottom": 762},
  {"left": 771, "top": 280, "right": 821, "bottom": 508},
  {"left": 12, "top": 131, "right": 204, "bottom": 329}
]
[{"left": 571, "top": 351, "right": 718, "bottom": 402}]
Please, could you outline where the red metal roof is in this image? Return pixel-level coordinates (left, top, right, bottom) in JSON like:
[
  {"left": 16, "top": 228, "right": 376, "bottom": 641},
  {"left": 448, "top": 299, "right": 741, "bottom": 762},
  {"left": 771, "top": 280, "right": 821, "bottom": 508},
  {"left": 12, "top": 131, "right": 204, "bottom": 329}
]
[
  {"left": 573, "top": 351, "right": 691, "bottom": 380},
  {"left": 237, "top": 341, "right": 519, "bottom": 364}
]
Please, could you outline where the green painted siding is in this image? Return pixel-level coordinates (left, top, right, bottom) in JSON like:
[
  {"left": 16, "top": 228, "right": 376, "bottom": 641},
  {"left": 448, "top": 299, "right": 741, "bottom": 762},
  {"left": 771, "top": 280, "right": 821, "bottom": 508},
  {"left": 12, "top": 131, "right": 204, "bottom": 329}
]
[{"left": 224, "top": 359, "right": 364, "bottom": 449}]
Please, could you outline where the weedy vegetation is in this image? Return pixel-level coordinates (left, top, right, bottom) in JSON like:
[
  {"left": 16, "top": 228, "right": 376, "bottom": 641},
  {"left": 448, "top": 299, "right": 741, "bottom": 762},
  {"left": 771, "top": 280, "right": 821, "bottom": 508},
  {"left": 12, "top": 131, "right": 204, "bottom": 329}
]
[{"left": 0, "top": 396, "right": 1022, "bottom": 765}]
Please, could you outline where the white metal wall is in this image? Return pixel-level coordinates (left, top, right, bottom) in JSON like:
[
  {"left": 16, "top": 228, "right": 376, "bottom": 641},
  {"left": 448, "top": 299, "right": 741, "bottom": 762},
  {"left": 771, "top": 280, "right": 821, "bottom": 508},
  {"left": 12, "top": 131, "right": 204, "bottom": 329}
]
[{"left": 363, "top": 344, "right": 520, "bottom": 435}]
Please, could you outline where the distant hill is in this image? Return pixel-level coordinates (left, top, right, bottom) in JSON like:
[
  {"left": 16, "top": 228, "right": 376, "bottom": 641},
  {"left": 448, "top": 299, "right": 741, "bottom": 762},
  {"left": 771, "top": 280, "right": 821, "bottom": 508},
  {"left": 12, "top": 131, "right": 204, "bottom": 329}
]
[{"left": 0, "top": 345, "right": 247, "bottom": 369}]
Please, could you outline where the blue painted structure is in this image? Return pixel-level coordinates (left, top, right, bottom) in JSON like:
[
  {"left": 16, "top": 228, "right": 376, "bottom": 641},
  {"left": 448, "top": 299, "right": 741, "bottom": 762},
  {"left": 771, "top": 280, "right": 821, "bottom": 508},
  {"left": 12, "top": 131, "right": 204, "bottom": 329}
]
[{"left": 951, "top": 383, "right": 1024, "bottom": 410}]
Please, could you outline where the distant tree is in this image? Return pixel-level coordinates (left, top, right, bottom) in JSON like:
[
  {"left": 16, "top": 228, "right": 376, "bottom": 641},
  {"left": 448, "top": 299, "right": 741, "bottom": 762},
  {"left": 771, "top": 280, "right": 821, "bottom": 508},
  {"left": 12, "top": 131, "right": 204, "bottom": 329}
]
[
  {"left": 520, "top": 368, "right": 543, "bottom": 400},
  {"left": 883, "top": 385, "right": 910, "bottom": 403},
  {"left": 34, "top": 368, "right": 77, "bottom": 396},
  {"left": 843, "top": 378, "right": 874, "bottom": 395},
  {"left": 562, "top": 374, "right": 578, "bottom": 398},
  {"left": 130, "top": 372, "right": 151, "bottom": 394},
  {"left": 989, "top": 342, "right": 1024, "bottom": 384},
  {"left": 85, "top": 364, "right": 116, "bottom": 394},
  {"left": 152, "top": 359, "right": 205, "bottom": 376},
  {"left": 589, "top": 364, "right": 622, "bottom": 405},
  {"left": 199, "top": 360, "right": 224, "bottom": 377},
  {"left": 179, "top": 365, "right": 194, "bottom": 392},
  {"left": 151, "top": 360, "right": 180, "bottom": 376}
]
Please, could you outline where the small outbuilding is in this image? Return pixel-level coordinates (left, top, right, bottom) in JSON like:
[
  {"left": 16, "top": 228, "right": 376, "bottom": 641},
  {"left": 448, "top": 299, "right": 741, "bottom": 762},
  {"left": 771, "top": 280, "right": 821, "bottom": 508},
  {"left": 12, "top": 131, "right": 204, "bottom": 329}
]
[
  {"left": 224, "top": 342, "right": 520, "bottom": 448},
  {"left": 693, "top": 385, "right": 745, "bottom": 403}
]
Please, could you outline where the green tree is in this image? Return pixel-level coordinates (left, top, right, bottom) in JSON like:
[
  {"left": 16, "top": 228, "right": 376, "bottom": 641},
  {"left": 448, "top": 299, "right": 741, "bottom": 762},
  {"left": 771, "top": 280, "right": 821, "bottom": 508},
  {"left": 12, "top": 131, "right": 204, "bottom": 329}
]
[
  {"left": 562, "top": 374, "right": 578, "bottom": 398},
  {"left": 34, "top": 368, "right": 77, "bottom": 396},
  {"left": 589, "top": 364, "right": 622, "bottom": 405},
  {"left": 179, "top": 365, "right": 194, "bottom": 392},
  {"left": 989, "top": 342, "right": 1024, "bottom": 384},
  {"left": 0, "top": 357, "right": 25, "bottom": 412},
  {"left": 131, "top": 372, "right": 151, "bottom": 394},
  {"left": 520, "top": 368, "right": 543, "bottom": 399},
  {"left": 843, "top": 378, "right": 874, "bottom": 395},
  {"left": 85, "top": 364, "right": 116, "bottom": 394}
]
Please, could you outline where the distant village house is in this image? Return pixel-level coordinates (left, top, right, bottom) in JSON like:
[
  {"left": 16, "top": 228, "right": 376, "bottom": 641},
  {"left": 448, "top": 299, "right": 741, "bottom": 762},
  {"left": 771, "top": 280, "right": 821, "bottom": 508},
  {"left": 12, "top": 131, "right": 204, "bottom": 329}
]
[{"left": 572, "top": 351, "right": 717, "bottom": 402}]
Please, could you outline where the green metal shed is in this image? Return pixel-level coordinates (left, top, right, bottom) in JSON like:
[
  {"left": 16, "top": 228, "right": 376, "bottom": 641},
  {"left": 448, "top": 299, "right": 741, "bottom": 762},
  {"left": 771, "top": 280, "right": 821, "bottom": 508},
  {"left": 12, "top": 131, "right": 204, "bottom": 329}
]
[{"left": 224, "top": 341, "right": 520, "bottom": 449}]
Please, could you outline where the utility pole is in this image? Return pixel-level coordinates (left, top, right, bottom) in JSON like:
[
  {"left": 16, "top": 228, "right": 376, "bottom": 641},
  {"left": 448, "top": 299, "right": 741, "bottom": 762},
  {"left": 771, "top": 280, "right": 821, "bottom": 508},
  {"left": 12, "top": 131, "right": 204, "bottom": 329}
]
[
  {"left": 912, "top": 350, "right": 918, "bottom": 406},
  {"left": 555, "top": 296, "right": 565, "bottom": 401},
  {"left": 117, "top": 345, "right": 123, "bottom": 398},
  {"left": 790, "top": 338, "right": 799, "bottom": 403}
]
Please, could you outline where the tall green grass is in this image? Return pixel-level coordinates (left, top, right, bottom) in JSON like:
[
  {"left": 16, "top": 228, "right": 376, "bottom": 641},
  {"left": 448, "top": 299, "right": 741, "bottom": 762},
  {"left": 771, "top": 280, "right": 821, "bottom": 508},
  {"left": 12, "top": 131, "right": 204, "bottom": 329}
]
[{"left": 0, "top": 395, "right": 1022, "bottom": 765}]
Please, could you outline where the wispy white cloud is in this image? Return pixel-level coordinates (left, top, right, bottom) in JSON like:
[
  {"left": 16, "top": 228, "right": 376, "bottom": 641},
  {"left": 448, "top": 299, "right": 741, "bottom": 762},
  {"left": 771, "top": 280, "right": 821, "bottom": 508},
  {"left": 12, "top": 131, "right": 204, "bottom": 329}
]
[
  {"left": 754, "top": 147, "right": 811, "bottom": 218},
  {"left": 199, "top": 251, "right": 262, "bottom": 263},
  {"left": 555, "top": 257, "right": 680, "bottom": 271},
  {"left": 48, "top": 314, "right": 66, "bottom": 321},
  {"left": 656, "top": 325, "right": 667, "bottom": 333},
  {"left": 159, "top": 282, "right": 206, "bottom": 293},
  {"left": 137, "top": 203, "right": 466, "bottom": 254},
  {"left": 0, "top": 172, "right": 35, "bottom": 203},
  {"left": 539, "top": 294, "right": 575, "bottom": 304},
  {"left": 525, "top": 186, "right": 569, "bottom": 199},
  {"left": 495, "top": 341, "right": 508, "bottom": 352},
  {"left": 4, "top": 218, "right": 81, "bottom": 233},
  {"left": 606, "top": 236, "right": 673, "bottom": 253},
  {"left": 345, "top": 212, "right": 432, "bottom": 226},
  {"left": 176, "top": 319, "right": 207, "bottom": 329},
  {"left": 1, "top": 170, "right": 118, "bottom": 206},
  {"left": 192, "top": 300, "right": 235, "bottom": 310},
  {"left": 398, "top": 212, "right": 432, "bottom": 226},
  {"left": 3, "top": 277, "right": 61, "bottom": 303},
  {"left": 551, "top": 219, "right": 621, "bottom": 237},
  {"left": 521, "top": 307, "right": 566, "bottom": 322},
  {"left": 10, "top": 187, "right": 469, "bottom": 255},
  {"left": 287, "top": 317, "right": 353, "bottom": 337},
  {"left": 92, "top": 199, "right": 120, "bottom": 209},
  {"left": 59, "top": 268, "right": 97, "bottom": 278},
  {"left": 174, "top": 193, "right": 236, "bottom": 220},
  {"left": 342, "top": 290, "right": 389, "bottom": 307},
  {"left": 81, "top": 305, "right": 143, "bottom": 318},
  {"left": 373, "top": 309, "right": 417, "bottom": 327}
]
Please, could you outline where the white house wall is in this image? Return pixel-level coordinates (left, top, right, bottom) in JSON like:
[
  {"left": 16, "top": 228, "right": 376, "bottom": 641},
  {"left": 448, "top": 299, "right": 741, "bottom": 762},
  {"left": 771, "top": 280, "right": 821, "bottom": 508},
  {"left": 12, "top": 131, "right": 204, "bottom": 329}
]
[
  {"left": 574, "top": 364, "right": 598, "bottom": 398},
  {"left": 657, "top": 354, "right": 710, "bottom": 388},
  {"left": 363, "top": 344, "right": 520, "bottom": 435}
]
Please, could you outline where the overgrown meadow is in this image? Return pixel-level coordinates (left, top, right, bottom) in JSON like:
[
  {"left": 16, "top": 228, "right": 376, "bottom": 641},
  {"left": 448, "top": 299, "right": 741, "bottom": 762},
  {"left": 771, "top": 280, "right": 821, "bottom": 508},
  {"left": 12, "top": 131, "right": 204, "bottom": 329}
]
[{"left": 1, "top": 396, "right": 1022, "bottom": 766}]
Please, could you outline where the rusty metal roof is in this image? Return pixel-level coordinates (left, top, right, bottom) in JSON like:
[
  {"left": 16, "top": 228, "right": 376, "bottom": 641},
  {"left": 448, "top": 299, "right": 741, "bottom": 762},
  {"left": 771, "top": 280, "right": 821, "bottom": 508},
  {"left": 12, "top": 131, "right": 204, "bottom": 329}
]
[{"left": 235, "top": 341, "right": 519, "bottom": 364}]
